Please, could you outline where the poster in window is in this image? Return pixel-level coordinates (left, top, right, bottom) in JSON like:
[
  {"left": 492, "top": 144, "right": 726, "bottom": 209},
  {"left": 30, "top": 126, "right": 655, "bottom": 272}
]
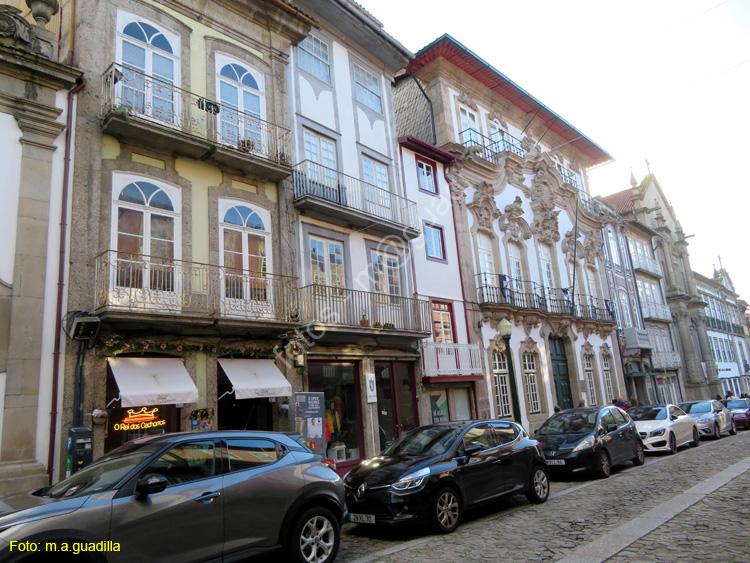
[
  {"left": 294, "top": 392, "right": 325, "bottom": 454},
  {"left": 430, "top": 392, "right": 449, "bottom": 423}
]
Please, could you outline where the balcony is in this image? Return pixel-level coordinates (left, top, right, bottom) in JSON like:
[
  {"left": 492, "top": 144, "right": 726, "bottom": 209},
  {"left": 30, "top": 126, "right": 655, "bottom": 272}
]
[
  {"left": 622, "top": 327, "right": 654, "bottom": 350},
  {"left": 641, "top": 300, "right": 672, "bottom": 321},
  {"left": 631, "top": 253, "right": 662, "bottom": 277},
  {"left": 94, "top": 251, "right": 299, "bottom": 328},
  {"left": 652, "top": 351, "right": 682, "bottom": 370},
  {"left": 460, "top": 128, "right": 525, "bottom": 163},
  {"left": 298, "top": 284, "right": 430, "bottom": 336},
  {"left": 293, "top": 161, "right": 420, "bottom": 239},
  {"left": 101, "top": 63, "right": 292, "bottom": 180},
  {"left": 422, "top": 343, "right": 483, "bottom": 382},
  {"left": 554, "top": 163, "right": 579, "bottom": 189},
  {"left": 476, "top": 274, "right": 615, "bottom": 323}
]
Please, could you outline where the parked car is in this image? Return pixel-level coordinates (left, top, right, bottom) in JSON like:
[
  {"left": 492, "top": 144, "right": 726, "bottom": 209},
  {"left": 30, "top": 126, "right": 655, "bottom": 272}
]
[
  {"left": 343, "top": 420, "right": 548, "bottom": 534},
  {"left": 627, "top": 404, "right": 700, "bottom": 453},
  {"left": 535, "top": 407, "right": 645, "bottom": 478},
  {"left": 722, "top": 398, "right": 750, "bottom": 430},
  {"left": 678, "top": 400, "right": 736, "bottom": 439},
  {"left": 0, "top": 431, "right": 345, "bottom": 563}
]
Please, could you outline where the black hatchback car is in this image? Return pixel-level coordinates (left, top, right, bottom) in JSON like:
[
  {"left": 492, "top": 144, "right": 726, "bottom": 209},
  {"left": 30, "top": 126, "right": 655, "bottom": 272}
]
[
  {"left": 535, "top": 407, "right": 645, "bottom": 478},
  {"left": 343, "top": 420, "right": 548, "bottom": 534}
]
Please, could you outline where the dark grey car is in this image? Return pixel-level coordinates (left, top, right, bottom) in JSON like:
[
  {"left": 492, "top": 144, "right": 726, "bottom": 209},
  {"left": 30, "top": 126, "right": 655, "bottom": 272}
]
[{"left": 0, "top": 431, "right": 345, "bottom": 563}]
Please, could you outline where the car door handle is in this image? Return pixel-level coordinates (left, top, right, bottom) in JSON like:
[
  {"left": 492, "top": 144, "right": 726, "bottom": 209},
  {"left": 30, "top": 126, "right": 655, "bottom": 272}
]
[
  {"left": 195, "top": 491, "right": 221, "bottom": 503},
  {"left": 493, "top": 456, "right": 511, "bottom": 465}
]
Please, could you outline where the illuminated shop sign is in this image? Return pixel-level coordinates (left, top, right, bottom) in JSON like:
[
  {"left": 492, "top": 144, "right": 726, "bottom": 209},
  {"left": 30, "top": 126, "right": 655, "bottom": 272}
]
[{"left": 113, "top": 407, "right": 167, "bottom": 431}]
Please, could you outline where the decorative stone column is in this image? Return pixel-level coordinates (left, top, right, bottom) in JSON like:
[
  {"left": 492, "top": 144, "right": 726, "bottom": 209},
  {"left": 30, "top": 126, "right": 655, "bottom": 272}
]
[
  {"left": 692, "top": 312, "right": 722, "bottom": 397},
  {"left": 673, "top": 310, "right": 704, "bottom": 390}
]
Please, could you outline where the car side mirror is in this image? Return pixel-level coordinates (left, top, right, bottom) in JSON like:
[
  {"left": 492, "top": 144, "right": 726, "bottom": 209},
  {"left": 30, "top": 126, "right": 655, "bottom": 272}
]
[
  {"left": 464, "top": 445, "right": 482, "bottom": 458},
  {"left": 606, "top": 424, "right": 618, "bottom": 433},
  {"left": 135, "top": 474, "right": 168, "bottom": 500},
  {"left": 597, "top": 427, "right": 606, "bottom": 436},
  {"left": 670, "top": 415, "right": 678, "bottom": 421}
]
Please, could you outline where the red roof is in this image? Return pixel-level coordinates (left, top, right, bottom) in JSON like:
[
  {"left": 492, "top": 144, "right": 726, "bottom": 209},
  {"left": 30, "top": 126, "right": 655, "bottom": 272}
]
[
  {"left": 601, "top": 189, "right": 635, "bottom": 214},
  {"left": 410, "top": 35, "right": 612, "bottom": 165}
]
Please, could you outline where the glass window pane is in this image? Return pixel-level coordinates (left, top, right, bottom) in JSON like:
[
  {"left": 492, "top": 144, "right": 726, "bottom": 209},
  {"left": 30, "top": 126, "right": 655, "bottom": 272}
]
[
  {"left": 118, "top": 208, "right": 143, "bottom": 236},
  {"left": 150, "top": 215, "right": 174, "bottom": 242},
  {"left": 220, "top": 81, "right": 238, "bottom": 108},
  {"left": 226, "top": 439, "right": 278, "bottom": 471},
  {"left": 149, "top": 190, "right": 174, "bottom": 211},
  {"left": 117, "top": 233, "right": 142, "bottom": 255},
  {"left": 122, "top": 41, "right": 146, "bottom": 70},
  {"left": 224, "top": 229, "right": 242, "bottom": 253},
  {"left": 150, "top": 239, "right": 174, "bottom": 260},
  {"left": 152, "top": 53, "right": 174, "bottom": 82},
  {"left": 454, "top": 389, "right": 472, "bottom": 421},
  {"left": 146, "top": 441, "right": 214, "bottom": 486}
]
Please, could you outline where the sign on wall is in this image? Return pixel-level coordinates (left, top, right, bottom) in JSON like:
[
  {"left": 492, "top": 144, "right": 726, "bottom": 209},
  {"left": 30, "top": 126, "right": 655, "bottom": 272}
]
[
  {"left": 365, "top": 371, "right": 377, "bottom": 403},
  {"left": 294, "top": 392, "right": 325, "bottom": 454},
  {"left": 430, "top": 392, "right": 449, "bottom": 423}
]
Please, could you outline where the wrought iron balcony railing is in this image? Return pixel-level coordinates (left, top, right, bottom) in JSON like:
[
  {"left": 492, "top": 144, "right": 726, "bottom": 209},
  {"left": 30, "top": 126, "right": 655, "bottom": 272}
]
[
  {"left": 422, "top": 342, "right": 482, "bottom": 377},
  {"left": 652, "top": 351, "right": 682, "bottom": 370},
  {"left": 102, "top": 63, "right": 292, "bottom": 167},
  {"left": 476, "top": 274, "right": 615, "bottom": 322},
  {"left": 641, "top": 300, "right": 672, "bottom": 321},
  {"left": 95, "top": 251, "right": 299, "bottom": 323},
  {"left": 460, "top": 128, "right": 525, "bottom": 162},
  {"left": 298, "top": 284, "right": 430, "bottom": 333},
  {"left": 631, "top": 253, "right": 662, "bottom": 277},
  {"left": 555, "top": 163, "right": 579, "bottom": 188},
  {"left": 292, "top": 160, "right": 419, "bottom": 232}
]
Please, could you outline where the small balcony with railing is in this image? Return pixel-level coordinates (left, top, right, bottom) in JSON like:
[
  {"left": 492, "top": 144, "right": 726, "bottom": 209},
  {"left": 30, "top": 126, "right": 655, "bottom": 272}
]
[
  {"left": 476, "top": 274, "right": 615, "bottom": 323},
  {"left": 292, "top": 160, "right": 420, "bottom": 239},
  {"left": 641, "top": 300, "right": 672, "bottom": 322},
  {"left": 460, "top": 128, "right": 525, "bottom": 163},
  {"left": 101, "top": 63, "right": 292, "bottom": 180},
  {"left": 554, "top": 163, "right": 579, "bottom": 189},
  {"left": 631, "top": 253, "right": 662, "bottom": 277},
  {"left": 94, "top": 251, "right": 300, "bottom": 329},
  {"left": 651, "top": 351, "right": 681, "bottom": 370},
  {"left": 297, "top": 284, "right": 430, "bottom": 337},
  {"left": 421, "top": 342, "right": 483, "bottom": 382}
]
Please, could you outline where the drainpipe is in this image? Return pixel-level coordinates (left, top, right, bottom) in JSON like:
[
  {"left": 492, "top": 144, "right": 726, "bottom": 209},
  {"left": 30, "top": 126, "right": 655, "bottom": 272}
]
[{"left": 48, "top": 76, "right": 86, "bottom": 484}]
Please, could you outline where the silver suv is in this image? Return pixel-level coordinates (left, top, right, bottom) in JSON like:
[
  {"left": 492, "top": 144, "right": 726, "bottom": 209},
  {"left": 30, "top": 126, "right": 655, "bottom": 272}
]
[{"left": 0, "top": 431, "right": 344, "bottom": 563}]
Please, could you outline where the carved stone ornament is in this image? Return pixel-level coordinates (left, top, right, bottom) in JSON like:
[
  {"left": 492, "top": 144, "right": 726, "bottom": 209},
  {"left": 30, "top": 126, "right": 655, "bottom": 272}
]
[
  {"left": 562, "top": 229, "right": 579, "bottom": 262},
  {"left": 532, "top": 208, "right": 561, "bottom": 246},
  {"left": 521, "top": 136, "right": 540, "bottom": 159},
  {"left": 580, "top": 323, "right": 597, "bottom": 340},
  {"left": 518, "top": 314, "right": 541, "bottom": 336},
  {"left": 487, "top": 111, "right": 508, "bottom": 130},
  {"left": 26, "top": 0, "right": 59, "bottom": 26},
  {"left": 581, "top": 341, "right": 595, "bottom": 356},
  {"left": 490, "top": 334, "right": 506, "bottom": 355},
  {"left": 468, "top": 181, "right": 501, "bottom": 232},
  {"left": 582, "top": 231, "right": 604, "bottom": 265},
  {"left": 531, "top": 162, "right": 557, "bottom": 211},
  {"left": 519, "top": 336, "right": 539, "bottom": 357},
  {"left": 598, "top": 325, "right": 614, "bottom": 340},
  {"left": 498, "top": 196, "right": 530, "bottom": 244},
  {"left": 544, "top": 319, "right": 571, "bottom": 339},
  {"left": 0, "top": 6, "right": 32, "bottom": 43},
  {"left": 457, "top": 90, "right": 478, "bottom": 112},
  {"left": 568, "top": 160, "right": 581, "bottom": 173}
]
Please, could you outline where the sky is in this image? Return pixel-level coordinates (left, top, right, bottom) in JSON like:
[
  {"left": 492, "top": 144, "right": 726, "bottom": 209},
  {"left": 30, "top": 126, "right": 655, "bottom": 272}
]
[{"left": 357, "top": 0, "right": 750, "bottom": 301}]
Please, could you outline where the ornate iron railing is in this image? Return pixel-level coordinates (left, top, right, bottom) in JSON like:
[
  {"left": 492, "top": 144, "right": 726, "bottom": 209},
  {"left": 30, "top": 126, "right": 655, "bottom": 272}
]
[
  {"left": 555, "top": 163, "right": 579, "bottom": 188},
  {"left": 460, "top": 128, "right": 525, "bottom": 161},
  {"left": 422, "top": 343, "right": 482, "bottom": 377},
  {"left": 476, "top": 274, "right": 615, "bottom": 322},
  {"left": 292, "top": 160, "right": 419, "bottom": 231},
  {"left": 101, "top": 63, "right": 292, "bottom": 166},
  {"left": 298, "top": 284, "right": 430, "bottom": 333},
  {"left": 95, "top": 251, "right": 299, "bottom": 322}
]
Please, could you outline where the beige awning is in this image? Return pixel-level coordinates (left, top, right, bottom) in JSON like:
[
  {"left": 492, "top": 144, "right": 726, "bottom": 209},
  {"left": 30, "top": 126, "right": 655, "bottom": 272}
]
[
  {"left": 108, "top": 357, "right": 199, "bottom": 407},
  {"left": 218, "top": 359, "right": 292, "bottom": 399}
]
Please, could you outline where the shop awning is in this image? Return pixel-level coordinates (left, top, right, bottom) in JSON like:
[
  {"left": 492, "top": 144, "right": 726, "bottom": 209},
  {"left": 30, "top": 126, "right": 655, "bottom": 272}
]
[
  {"left": 108, "top": 357, "right": 199, "bottom": 407},
  {"left": 218, "top": 359, "right": 292, "bottom": 399}
]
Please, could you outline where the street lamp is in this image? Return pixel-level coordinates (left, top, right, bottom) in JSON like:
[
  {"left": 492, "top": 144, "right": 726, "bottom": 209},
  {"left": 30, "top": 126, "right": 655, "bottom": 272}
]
[{"left": 498, "top": 318, "right": 522, "bottom": 424}]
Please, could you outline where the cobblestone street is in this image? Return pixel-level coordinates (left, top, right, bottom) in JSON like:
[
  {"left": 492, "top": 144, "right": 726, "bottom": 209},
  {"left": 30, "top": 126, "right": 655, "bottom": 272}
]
[{"left": 335, "top": 431, "right": 750, "bottom": 562}]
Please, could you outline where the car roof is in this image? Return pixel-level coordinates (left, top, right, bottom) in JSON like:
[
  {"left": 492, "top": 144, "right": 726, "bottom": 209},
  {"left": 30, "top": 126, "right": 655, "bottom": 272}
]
[{"left": 129, "top": 430, "right": 302, "bottom": 446}]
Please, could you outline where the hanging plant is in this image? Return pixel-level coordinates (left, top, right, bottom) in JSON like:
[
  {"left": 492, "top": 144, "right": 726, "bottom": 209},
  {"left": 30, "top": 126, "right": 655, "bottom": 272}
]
[{"left": 98, "top": 335, "right": 277, "bottom": 359}]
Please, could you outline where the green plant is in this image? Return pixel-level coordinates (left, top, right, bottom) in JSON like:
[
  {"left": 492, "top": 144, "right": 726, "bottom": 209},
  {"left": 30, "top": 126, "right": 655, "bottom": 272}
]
[{"left": 373, "top": 322, "right": 383, "bottom": 329}]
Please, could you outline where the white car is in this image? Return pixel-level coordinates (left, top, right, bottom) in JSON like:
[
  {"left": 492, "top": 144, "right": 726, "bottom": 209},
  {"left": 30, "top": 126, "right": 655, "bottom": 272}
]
[{"left": 627, "top": 404, "right": 700, "bottom": 454}]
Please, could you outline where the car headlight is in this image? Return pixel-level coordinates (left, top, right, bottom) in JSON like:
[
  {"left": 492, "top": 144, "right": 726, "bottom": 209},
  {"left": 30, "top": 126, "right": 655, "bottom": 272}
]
[
  {"left": 572, "top": 436, "right": 595, "bottom": 452},
  {"left": 650, "top": 429, "right": 665, "bottom": 437},
  {"left": 697, "top": 418, "right": 713, "bottom": 425},
  {"left": 391, "top": 468, "right": 429, "bottom": 491}
]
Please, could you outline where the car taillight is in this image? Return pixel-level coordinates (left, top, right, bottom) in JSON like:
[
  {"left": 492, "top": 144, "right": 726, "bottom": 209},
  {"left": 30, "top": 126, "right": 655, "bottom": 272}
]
[{"left": 322, "top": 458, "right": 337, "bottom": 471}]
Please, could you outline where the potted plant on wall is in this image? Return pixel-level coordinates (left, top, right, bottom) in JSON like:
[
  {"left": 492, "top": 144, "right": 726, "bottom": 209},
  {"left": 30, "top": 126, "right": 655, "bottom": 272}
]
[
  {"left": 359, "top": 312, "right": 370, "bottom": 327},
  {"left": 91, "top": 409, "right": 109, "bottom": 425}
]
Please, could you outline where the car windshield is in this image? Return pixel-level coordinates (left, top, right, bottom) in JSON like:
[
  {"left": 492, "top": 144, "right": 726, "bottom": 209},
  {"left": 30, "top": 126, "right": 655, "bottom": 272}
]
[
  {"left": 538, "top": 411, "right": 598, "bottom": 435},
  {"left": 726, "top": 400, "right": 748, "bottom": 409},
  {"left": 679, "top": 402, "right": 711, "bottom": 414},
  {"left": 627, "top": 406, "right": 667, "bottom": 421},
  {"left": 46, "top": 440, "right": 163, "bottom": 499},
  {"left": 382, "top": 426, "right": 460, "bottom": 457}
]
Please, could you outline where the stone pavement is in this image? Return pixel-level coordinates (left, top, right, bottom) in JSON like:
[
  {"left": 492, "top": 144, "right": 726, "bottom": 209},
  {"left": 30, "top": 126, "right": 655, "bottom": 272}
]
[{"left": 336, "top": 431, "right": 750, "bottom": 562}]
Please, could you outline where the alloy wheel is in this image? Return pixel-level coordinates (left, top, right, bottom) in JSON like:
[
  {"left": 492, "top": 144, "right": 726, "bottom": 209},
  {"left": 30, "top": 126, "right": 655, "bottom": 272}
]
[
  {"left": 299, "top": 514, "right": 336, "bottom": 563},
  {"left": 713, "top": 423, "right": 721, "bottom": 439},
  {"left": 435, "top": 490, "right": 460, "bottom": 531},
  {"left": 667, "top": 432, "right": 677, "bottom": 455},
  {"left": 690, "top": 427, "right": 700, "bottom": 447},
  {"left": 730, "top": 421, "right": 737, "bottom": 436},
  {"left": 533, "top": 467, "right": 549, "bottom": 500},
  {"left": 597, "top": 450, "right": 611, "bottom": 478}
]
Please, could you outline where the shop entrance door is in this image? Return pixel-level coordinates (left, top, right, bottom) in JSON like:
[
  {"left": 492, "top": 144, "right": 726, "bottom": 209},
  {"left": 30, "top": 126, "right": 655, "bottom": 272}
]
[
  {"left": 549, "top": 338, "right": 574, "bottom": 410},
  {"left": 374, "top": 362, "right": 417, "bottom": 452}
]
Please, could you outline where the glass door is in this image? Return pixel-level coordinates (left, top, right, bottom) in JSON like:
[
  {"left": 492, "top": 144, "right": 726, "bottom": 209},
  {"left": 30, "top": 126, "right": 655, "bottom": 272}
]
[{"left": 375, "top": 362, "right": 417, "bottom": 452}]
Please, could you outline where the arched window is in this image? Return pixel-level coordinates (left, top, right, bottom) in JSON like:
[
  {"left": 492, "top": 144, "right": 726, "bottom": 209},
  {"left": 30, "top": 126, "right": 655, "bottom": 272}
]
[
  {"left": 522, "top": 352, "right": 541, "bottom": 414},
  {"left": 508, "top": 243, "right": 524, "bottom": 292},
  {"left": 618, "top": 290, "right": 633, "bottom": 328},
  {"left": 216, "top": 55, "right": 264, "bottom": 151},
  {"left": 539, "top": 244, "right": 555, "bottom": 301},
  {"left": 477, "top": 233, "right": 495, "bottom": 283},
  {"left": 219, "top": 201, "right": 271, "bottom": 304},
  {"left": 112, "top": 177, "right": 181, "bottom": 292},
  {"left": 492, "top": 351, "right": 512, "bottom": 418},
  {"left": 116, "top": 12, "right": 180, "bottom": 122},
  {"left": 602, "top": 354, "right": 613, "bottom": 403},
  {"left": 584, "top": 354, "right": 597, "bottom": 405}
]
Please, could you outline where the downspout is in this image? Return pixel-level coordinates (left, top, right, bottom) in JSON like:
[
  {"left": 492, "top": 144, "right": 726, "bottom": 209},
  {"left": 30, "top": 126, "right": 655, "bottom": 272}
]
[{"left": 48, "top": 76, "right": 86, "bottom": 483}]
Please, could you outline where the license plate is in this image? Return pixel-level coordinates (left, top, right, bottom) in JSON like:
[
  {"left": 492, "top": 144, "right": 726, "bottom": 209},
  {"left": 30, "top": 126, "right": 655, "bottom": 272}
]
[
  {"left": 547, "top": 459, "right": 565, "bottom": 466},
  {"left": 350, "top": 513, "right": 375, "bottom": 524}
]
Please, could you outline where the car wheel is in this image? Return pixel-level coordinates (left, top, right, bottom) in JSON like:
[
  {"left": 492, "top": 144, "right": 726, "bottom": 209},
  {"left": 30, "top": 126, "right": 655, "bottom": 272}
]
[
  {"left": 595, "top": 449, "right": 611, "bottom": 478},
  {"left": 713, "top": 423, "right": 721, "bottom": 439},
  {"left": 289, "top": 506, "right": 340, "bottom": 563},
  {"left": 432, "top": 486, "right": 461, "bottom": 534},
  {"left": 730, "top": 421, "right": 737, "bottom": 436},
  {"left": 525, "top": 465, "right": 550, "bottom": 504},
  {"left": 633, "top": 441, "right": 645, "bottom": 465},
  {"left": 690, "top": 427, "right": 700, "bottom": 447},
  {"left": 667, "top": 432, "right": 677, "bottom": 455}
]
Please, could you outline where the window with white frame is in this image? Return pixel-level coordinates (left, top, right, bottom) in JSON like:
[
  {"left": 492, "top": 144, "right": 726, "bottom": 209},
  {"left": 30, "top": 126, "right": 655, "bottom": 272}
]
[
  {"left": 522, "top": 353, "right": 540, "bottom": 414},
  {"left": 607, "top": 230, "right": 620, "bottom": 266},
  {"left": 417, "top": 159, "right": 436, "bottom": 193},
  {"left": 216, "top": 55, "right": 264, "bottom": 150},
  {"left": 584, "top": 354, "right": 597, "bottom": 405},
  {"left": 362, "top": 155, "right": 390, "bottom": 210},
  {"left": 309, "top": 236, "right": 345, "bottom": 290},
  {"left": 489, "top": 121, "right": 507, "bottom": 152},
  {"left": 539, "top": 244, "right": 555, "bottom": 300},
  {"left": 352, "top": 62, "right": 381, "bottom": 112},
  {"left": 492, "top": 351, "right": 512, "bottom": 418},
  {"left": 508, "top": 243, "right": 524, "bottom": 293},
  {"left": 298, "top": 34, "right": 330, "bottom": 82},
  {"left": 424, "top": 224, "right": 445, "bottom": 261},
  {"left": 219, "top": 201, "right": 270, "bottom": 301},
  {"left": 459, "top": 106, "right": 479, "bottom": 145},
  {"left": 116, "top": 12, "right": 180, "bottom": 123},
  {"left": 618, "top": 290, "right": 633, "bottom": 327},
  {"left": 371, "top": 250, "right": 400, "bottom": 297},
  {"left": 303, "top": 129, "right": 337, "bottom": 187},
  {"left": 477, "top": 234, "right": 495, "bottom": 284},
  {"left": 602, "top": 355, "right": 613, "bottom": 403},
  {"left": 112, "top": 177, "right": 181, "bottom": 292},
  {"left": 587, "top": 269, "right": 598, "bottom": 299}
]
